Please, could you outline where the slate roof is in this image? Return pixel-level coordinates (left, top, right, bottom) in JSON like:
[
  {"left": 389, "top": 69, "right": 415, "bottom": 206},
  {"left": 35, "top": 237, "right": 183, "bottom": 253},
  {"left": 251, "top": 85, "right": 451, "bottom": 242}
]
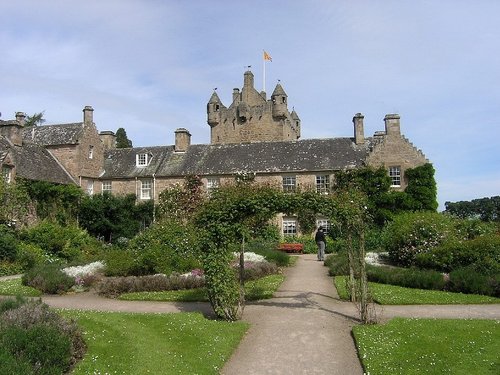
[
  {"left": 0, "top": 137, "right": 75, "bottom": 184},
  {"left": 102, "top": 138, "right": 371, "bottom": 179},
  {"left": 22, "top": 123, "right": 84, "bottom": 146}
]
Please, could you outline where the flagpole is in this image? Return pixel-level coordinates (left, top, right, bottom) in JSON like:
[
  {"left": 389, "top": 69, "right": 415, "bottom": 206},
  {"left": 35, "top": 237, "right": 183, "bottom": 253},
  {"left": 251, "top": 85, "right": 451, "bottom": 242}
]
[{"left": 263, "top": 50, "right": 266, "bottom": 93}]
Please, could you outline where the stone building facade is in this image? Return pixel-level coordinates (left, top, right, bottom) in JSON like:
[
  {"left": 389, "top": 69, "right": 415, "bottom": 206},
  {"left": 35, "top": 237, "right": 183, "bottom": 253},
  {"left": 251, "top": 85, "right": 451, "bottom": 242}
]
[{"left": 0, "top": 71, "right": 429, "bottom": 234}]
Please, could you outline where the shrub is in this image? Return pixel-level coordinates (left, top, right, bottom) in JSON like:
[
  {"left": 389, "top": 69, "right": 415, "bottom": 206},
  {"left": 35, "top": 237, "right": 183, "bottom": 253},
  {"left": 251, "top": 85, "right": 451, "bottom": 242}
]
[
  {"left": 0, "top": 224, "right": 18, "bottom": 262},
  {"left": 20, "top": 221, "right": 101, "bottom": 262},
  {"left": 240, "top": 261, "right": 279, "bottom": 281},
  {"left": 0, "top": 261, "right": 24, "bottom": 277},
  {"left": 448, "top": 267, "right": 499, "bottom": 297},
  {"left": 366, "top": 265, "right": 446, "bottom": 291},
  {"left": 237, "top": 238, "right": 290, "bottom": 267},
  {"left": 0, "top": 345, "right": 33, "bottom": 374},
  {"left": 102, "top": 247, "right": 136, "bottom": 276},
  {"left": 127, "top": 220, "right": 201, "bottom": 276},
  {"left": 383, "top": 212, "right": 456, "bottom": 267},
  {"left": 325, "top": 252, "right": 351, "bottom": 276},
  {"left": 97, "top": 274, "right": 206, "bottom": 298},
  {"left": 22, "top": 264, "right": 74, "bottom": 294},
  {"left": 0, "top": 295, "right": 27, "bottom": 315},
  {"left": 16, "top": 242, "right": 46, "bottom": 270},
  {"left": 0, "top": 299, "right": 86, "bottom": 372}
]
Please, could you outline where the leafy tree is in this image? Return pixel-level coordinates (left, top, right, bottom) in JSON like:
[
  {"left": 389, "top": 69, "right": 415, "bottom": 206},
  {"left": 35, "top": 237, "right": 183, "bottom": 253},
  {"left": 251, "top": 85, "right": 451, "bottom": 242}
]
[
  {"left": 23, "top": 180, "right": 82, "bottom": 225},
  {"left": 78, "top": 193, "right": 153, "bottom": 242},
  {"left": 24, "top": 112, "right": 45, "bottom": 127},
  {"left": 157, "top": 175, "right": 205, "bottom": 222},
  {"left": 115, "top": 127, "right": 132, "bottom": 148},
  {"left": 404, "top": 163, "right": 438, "bottom": 211},
  {"left": 0, "top": 178, "right": 30, "bottom": 227},
  {"left": 445, "top": 196, "right": 500, "bottom": 222}
]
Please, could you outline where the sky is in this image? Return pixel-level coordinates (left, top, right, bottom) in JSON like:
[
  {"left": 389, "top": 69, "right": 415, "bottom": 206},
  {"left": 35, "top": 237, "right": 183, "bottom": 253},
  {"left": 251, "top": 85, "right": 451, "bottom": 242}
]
[{"left": 1, "top": 0, "right": 499, "bottom": 210}]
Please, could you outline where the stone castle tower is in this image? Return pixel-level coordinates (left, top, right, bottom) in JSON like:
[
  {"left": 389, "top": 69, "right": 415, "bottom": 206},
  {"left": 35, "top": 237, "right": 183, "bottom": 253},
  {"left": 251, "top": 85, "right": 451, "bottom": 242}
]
[{"left": 207, "top": 70, "right": 300, "bottom": 144}]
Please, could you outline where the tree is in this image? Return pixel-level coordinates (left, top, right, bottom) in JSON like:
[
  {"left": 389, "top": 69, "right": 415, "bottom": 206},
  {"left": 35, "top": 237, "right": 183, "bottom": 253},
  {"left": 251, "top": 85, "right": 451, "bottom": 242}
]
[
  {"left": 25, "top": 112, "right": 45, "bottom": 127},
  {"left": 115, "top": 128, "right": 133, "bottom": 148},
  {"left": 445, "top": 196, "right": 500, "bottom": 221},
  {"left": 404, "top": 163, "right": 438, "bottom": 211}
]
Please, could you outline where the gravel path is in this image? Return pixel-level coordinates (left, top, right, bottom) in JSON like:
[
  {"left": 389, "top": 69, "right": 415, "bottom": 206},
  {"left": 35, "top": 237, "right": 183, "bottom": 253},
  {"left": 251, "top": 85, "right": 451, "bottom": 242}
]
[{"left": 2, "top": 256, "right": 499, "bottom": 374}]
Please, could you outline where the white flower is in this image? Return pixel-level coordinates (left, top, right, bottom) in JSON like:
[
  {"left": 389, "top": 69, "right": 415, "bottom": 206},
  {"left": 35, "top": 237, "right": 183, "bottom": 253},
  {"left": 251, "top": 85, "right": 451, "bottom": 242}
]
[
  {"left": 63, "top": 261, "right": 105, "bottom": 278},
  {"left": 233, "top": 252, "right": 265, "bottom": 263}
]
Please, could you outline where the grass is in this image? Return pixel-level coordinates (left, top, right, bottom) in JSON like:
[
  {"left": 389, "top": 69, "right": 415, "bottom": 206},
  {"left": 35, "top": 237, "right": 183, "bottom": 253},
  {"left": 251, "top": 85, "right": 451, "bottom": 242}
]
[
  {"left": 60, "top": 310, "right": 248, "bottom": 374},
  {"left": 0, "top": 278, "right": 42, "bottom": 297},
  {"left": 353, "top": 318, "right": 500, "bottom": 374},
  {"left": 334, "top": 276, "right": 500, "bottom": 305},
  {"left": 119, "top": 274, "right": 285, "bottom": 302}
]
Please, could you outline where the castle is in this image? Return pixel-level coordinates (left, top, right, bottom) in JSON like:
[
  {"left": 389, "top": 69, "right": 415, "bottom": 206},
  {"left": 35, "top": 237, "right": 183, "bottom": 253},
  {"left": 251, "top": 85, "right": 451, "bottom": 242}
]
[{"left": 0, "top": 70, "right": 429, "bottom": 234}]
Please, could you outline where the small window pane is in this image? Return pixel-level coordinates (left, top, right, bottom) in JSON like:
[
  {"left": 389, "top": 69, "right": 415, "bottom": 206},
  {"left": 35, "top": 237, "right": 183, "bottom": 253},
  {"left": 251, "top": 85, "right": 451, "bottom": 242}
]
[
  {"left": 141, "top": 180, "right": 152, "bottom": 199},
  {"left": 389, "top": 166, "right": 401, "bottom": 187},
  {"left": 102, "top": 181, "right": 112, "bottom": 193},
  {"left": 282, "top": 219, "right": 297, "bottom": 236},
  {"left": 282, "top": 176, "right": 296, "bottom": 192},
  {"left": 316, "top": 175, "right": 330, "bottom": 194}
]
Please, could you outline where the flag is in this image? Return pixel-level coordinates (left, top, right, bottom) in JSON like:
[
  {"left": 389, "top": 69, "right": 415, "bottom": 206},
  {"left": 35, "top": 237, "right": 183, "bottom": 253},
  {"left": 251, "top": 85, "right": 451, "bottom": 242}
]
[{"left": 264, "top": 50, "right": 272, "bottom": 62}]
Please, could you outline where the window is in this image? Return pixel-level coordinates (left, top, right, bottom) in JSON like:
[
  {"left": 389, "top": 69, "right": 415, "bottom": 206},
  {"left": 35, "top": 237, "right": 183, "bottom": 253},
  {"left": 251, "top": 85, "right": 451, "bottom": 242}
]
[
  {"left": 140, "top": 179, "right": 152, "bottom": 200},
  {"left": 207, "top": 177, "right": 220, "bottom": 194},
  {"left": 389, "top": 166, "right": 401, "bottom": 187},
  {"left": 136, "top": 153, "right": 148, "bottom": 167},
  {"left": 316, "top": 219, "right": 331, "bottom": 234},
  {"left": 282, "top": 176, "right": 296, "bottom": 192},
  {"left": 88, "top": 145, "right": 94, "bottom": 159},
  {"left": 316, "top": 175, "right": 330, "bottom": 194},
  {"left": 102, "top": 181, "right": 112, "bottom": 194},
  {"left": 2, "top": 166, "right": 12, "bottom": 183},
  {"left": 282, "top": 218, "right": 297, "bottom": 236},
  {"left": 87, "top": 181, "right": 94, "bottom": 195}
]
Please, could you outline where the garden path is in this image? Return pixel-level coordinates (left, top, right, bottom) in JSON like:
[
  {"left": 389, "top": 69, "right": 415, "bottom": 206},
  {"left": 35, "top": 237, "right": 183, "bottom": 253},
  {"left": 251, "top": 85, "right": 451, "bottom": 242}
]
[{"left": 2, "top": 257, "right": 500, "bottom": 375}]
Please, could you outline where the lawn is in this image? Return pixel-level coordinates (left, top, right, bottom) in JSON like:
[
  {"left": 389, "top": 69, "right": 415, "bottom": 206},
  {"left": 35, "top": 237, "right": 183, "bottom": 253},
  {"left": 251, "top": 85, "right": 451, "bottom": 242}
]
[
  {"left": 60, "top": 310, "right": 248, "bottom": 374},
  {"left": 334, "top": 276, "right": 500, "bottom": 304},
  {"left": 119, "top": 274, "right": 285, "bottom": 302},
  {"left": 0, "top": 278, "right": 42, "bottom": 297},
  {"left": 353, "top": 318, "right": 500, "bottom": 374}
]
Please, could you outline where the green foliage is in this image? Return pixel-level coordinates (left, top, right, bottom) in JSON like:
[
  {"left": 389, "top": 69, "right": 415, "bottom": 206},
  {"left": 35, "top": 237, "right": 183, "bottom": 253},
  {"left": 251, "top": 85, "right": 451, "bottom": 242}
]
[
  {"left": 127, "top": 219, "right": 201, "bottom": 276},
  {"left": 0, "top": 178, "right": 30, "bottom": 226},
  {"left": 244, "top": 238, "right": 290, "bottom": 267},
  {"left": 157, "top": 175, "right": 206, "bottom": 222},
  {"left": 78, "top": 193, "right": 153, "bottom": 243},
  {"left": 20, "top": 221, "right": 100, "bottom": 262},
  {"left": 404, "top": 163, "right": 438, "bottom": 211},
  {"left": 445, "top": 195, "right": 500, "bottom": 221},
  {"left": 24, "top": 111, "right": 45, "bottom": 127},
  {"left": 0, "top": 298, "right": 86, "bottom": 373},
  {"left": 22, "top": 264, "right": 74, "bottom": 294},
  {"left": 97, "top": 273, "right": 206, "bottom": 298},
  {"left": 16, "top": 242, "right": 46, "bottom": 270},
  {"left": 366, "top": 265, "right": 446, "bottom": 290},
  {"left": 325, "top": 252, "right": 352, "bottom": 276},
  {"left": 102, "top": 247, "right": 136, "bottom": 277},
  {"left": 0, "top": 261, "right": 23, "bottom": 277},
  {"left": 448, "top": 266, "right": 499, "bottom": 297},
  {"left": 383, "top": 211, "right": 456, "bottom": 267},
  {"left": 0, "top": 224, "right": 18, "bottom": 261},
  {"left": 24, "top": 180, "right": 82, "bottom": 224},
  {"left": 1, "top": 324, "right": 72, "bottom": 374},
  {"left": 115, "top": 127, "right": 133, "bottom": 148}
]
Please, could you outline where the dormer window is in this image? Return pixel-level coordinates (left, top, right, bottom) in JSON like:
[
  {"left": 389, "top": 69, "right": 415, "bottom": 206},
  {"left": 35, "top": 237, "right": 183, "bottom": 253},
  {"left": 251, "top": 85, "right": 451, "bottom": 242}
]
[{"left": 136, "top": 153, "right": 149, "bottom": 167}]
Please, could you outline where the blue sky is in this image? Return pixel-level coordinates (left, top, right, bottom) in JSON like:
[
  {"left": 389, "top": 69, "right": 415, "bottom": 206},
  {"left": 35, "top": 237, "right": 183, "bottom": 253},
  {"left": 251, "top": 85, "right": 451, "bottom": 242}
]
[{"left": 1, "top": 0, "right": 499, "bottom": 210}]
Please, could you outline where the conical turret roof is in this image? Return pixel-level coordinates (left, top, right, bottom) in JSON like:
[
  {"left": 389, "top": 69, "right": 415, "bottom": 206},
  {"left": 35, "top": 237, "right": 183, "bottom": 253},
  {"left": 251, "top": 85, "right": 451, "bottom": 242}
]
[
  {"left": 291, "top": 109, "right": 300, "bottom": 120},
  {"left": 272, "top": 83, "right": 287, "bottom": 97},
  {"left": 208, "top": 91, "right": 222, "bottom": 104}
]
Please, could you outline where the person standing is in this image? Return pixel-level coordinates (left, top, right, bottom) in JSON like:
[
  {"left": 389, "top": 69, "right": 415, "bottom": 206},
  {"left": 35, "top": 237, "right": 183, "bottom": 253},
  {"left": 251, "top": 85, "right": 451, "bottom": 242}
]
[{"left": 315, "top": 226, "right": 326, "bottom": 261}]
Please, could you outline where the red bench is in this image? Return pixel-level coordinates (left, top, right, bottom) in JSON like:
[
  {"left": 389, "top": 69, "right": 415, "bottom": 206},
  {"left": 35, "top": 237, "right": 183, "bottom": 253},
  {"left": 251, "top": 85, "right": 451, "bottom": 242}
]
[{"left": 277, "top": 243, "right": 304, "bottom": 254}]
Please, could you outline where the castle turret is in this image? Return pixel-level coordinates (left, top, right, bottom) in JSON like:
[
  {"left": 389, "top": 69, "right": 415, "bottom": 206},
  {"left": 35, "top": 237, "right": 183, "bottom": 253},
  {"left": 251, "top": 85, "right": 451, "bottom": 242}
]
[
  {"left": 291, "top": 109, "right": 301, "bottom": 138},
  {"left": 271, "top": 83, "right": 288, "bottom": 119},
  {"left": 207, "top": 91, "right": 222, "bottom": 127}
]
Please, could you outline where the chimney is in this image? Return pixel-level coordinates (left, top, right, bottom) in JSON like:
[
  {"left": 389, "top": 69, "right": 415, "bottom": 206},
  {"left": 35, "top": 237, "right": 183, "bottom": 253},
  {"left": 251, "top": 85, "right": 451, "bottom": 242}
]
[
  {"left": 233, "top": 88, "right": 240, "bottom": 103},
  {"left": 99, "top": 131, "right": 116, "bottom": 150},
  {"left": 83, "top": 106, "right": 94, "bottom": 125},
  {"left": 243, "top": 70, "right": 254, "bottom": 89},
  {"left": 384, "top": 114, "right": 401, "bottom": 136},
  {"left": 16, "top": 112, "right": 26, "bottom": 126},
  {"left": 353, "top": 113, "right": 365, "bottom": 145},
  {"left": 175, "top": 128, "right": 191, "bottom": 152}
]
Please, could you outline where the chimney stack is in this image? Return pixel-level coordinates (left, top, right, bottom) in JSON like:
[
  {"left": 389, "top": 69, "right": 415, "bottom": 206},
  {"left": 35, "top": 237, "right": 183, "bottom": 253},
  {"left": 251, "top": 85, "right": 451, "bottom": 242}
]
[
  {"left": 174, "top": 128, "right": 191, "bottom": 152},
  {"left": 353, "top": 113, "right": 365, "bottom": 145},
  {"left": 233, "top": 88, "right": 240, "bottom": 103},
  {"left": 15, "top": 112, "right": 26, "bottom": 126},
  {"left": 384, "top": 114, "right": 401, "bottom": 136},
  {"left": 99, "top": 131, "right": 117, "bottom": 150},
  {"left": 83, "top": 106, "right": 94, "bottom": 125}
]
